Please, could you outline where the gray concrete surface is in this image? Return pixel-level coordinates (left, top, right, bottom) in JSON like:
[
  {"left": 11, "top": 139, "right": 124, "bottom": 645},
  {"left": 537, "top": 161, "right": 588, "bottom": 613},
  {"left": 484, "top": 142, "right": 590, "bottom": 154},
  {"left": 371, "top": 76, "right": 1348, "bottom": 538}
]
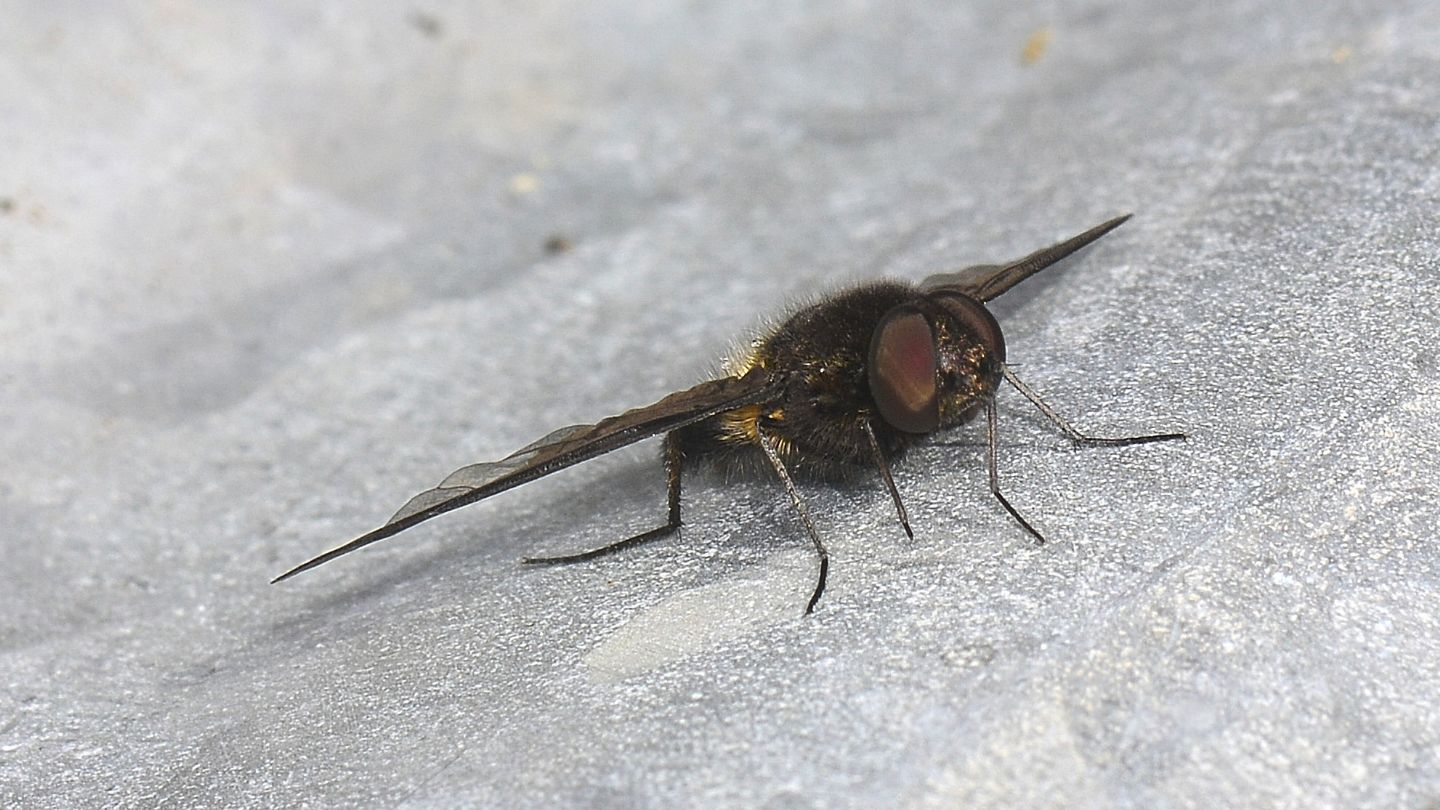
[{"left": 3, "top": 2, "right": 1438, "bottom": 808}]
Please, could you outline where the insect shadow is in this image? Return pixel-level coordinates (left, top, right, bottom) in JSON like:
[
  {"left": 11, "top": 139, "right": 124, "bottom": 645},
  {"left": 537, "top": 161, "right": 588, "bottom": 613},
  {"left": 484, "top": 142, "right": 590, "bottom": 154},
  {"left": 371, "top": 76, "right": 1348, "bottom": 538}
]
[{"left": 273, "top": 215, "right": 1185, "bottom": 614}]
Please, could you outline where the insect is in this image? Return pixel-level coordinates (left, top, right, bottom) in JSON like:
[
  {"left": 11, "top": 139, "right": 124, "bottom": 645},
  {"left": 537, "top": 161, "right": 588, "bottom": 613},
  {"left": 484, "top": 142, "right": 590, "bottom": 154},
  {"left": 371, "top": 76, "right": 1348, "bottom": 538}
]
[{"left": 273, "top": 215, "right": 1184, "bottom": 613}]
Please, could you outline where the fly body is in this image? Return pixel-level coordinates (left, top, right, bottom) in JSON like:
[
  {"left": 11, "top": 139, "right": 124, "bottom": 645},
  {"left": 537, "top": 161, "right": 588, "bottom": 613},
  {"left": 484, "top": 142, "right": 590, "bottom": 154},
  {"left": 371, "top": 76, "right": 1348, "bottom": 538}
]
[{"left": 273, "top": 215, "right": 1185, "bottom": 614}]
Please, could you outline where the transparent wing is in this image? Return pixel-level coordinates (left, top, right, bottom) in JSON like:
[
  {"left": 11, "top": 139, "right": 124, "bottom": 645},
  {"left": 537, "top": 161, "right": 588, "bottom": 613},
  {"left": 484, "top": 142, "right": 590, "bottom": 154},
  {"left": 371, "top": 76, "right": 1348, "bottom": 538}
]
[
  {"left": 273, "top": 368, "right": 781, "bottom": 582},
  {"left": 385, "top": 424, "right": 591, "bottom": 524},
  {"left": 920, "top": 214, "right": 1131, "bottom": 302}
]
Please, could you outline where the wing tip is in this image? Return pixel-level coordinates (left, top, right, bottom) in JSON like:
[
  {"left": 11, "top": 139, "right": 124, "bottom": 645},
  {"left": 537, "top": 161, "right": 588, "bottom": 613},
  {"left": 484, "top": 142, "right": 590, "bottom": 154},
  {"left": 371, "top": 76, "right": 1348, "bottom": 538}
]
[
  {"left": 270, "top": 558, "right": 318, "bottom": 584},
  {"left": 1099, "top": 212, "right": 1133, "bottom": 232}
]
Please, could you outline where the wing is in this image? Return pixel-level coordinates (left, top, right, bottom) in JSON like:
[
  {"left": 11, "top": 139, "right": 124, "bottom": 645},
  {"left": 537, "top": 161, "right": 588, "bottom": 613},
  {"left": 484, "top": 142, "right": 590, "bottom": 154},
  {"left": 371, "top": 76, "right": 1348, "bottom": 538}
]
[
  {"left": 919, "top": 214, "right": 1131, "bottom": 302},
  {"left": 272, "top": 367, "right": 782, "bottom": 583}
]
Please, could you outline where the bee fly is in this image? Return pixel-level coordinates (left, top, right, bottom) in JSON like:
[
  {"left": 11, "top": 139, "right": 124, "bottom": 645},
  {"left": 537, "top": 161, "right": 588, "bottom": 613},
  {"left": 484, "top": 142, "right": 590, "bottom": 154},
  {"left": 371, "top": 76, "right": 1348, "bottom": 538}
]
[{"left": 273, "top": 215, "right": 1184, "bottom": 613}]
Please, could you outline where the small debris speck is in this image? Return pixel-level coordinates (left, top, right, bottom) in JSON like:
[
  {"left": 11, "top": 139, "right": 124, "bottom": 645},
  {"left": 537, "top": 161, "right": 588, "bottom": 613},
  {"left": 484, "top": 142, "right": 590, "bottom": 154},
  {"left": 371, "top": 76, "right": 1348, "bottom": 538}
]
[
  {"left": 509, "top": 173, "right": 540, "bottom": 195},
  {"left": 1021, "top": 26, "right": 1053, "bottom": 66},
  {"left": 543, "top": 234, "right": 573, "bottom": 255},
  {"left": 410, "top": 11, "right": 443, "bottom": 39}
]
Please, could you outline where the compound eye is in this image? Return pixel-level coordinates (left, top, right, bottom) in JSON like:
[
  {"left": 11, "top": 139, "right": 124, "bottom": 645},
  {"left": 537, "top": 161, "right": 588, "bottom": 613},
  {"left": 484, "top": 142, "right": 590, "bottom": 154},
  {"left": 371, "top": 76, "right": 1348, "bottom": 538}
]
[
  {"left": 933, "top": 292, "right": 1005, "bottom": 364},
  {"left": 868, "top": 306, "right": 940, "bottom": 434}
]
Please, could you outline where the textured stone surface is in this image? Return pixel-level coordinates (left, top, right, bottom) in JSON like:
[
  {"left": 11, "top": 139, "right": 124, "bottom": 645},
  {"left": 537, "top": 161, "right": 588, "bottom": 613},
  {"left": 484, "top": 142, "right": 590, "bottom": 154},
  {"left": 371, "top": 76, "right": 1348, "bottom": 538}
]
[{"left": 3, "top": 2, "right": 1438, "bottom": 807}]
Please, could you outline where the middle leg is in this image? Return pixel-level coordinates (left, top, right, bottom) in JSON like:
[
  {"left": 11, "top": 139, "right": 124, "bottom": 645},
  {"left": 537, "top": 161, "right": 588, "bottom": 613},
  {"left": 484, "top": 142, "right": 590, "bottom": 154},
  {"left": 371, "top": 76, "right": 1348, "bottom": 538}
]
[{"left": 757, "top": 428, "right": 830, "bottom": 615}]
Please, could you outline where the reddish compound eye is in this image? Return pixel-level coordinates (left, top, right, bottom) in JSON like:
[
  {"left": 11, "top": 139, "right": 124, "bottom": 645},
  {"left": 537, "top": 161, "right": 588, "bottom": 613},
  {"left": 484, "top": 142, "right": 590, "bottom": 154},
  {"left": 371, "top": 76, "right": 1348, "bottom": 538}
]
[
  {"left": 932, "top": 292, "right": 1006, "bottom": 364},
  {"left": 868, "top": 306, "right": 940, "bottom": 433}
]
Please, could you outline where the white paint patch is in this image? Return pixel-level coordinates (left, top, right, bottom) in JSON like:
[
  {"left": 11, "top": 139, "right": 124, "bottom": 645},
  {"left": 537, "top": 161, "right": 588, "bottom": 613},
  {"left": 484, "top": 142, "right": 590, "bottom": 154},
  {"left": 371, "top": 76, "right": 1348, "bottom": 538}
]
[{"left": 583, "top": 558, "right": 802, "bottom": 681}]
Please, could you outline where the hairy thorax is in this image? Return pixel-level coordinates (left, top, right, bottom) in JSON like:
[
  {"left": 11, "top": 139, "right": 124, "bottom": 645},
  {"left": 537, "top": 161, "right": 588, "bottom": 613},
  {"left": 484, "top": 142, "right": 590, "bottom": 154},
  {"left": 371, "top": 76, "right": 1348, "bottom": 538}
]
[{"left": 679, "top": 281, "right": 922, "bottom": 475}]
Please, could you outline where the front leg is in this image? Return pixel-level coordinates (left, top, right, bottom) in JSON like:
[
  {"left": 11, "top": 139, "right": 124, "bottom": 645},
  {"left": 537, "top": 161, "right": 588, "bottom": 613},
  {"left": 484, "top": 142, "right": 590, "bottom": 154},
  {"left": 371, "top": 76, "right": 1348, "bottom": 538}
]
[
  {"left": 861, "top": 419, "right": 914, "bottom": 540},
  {"left": 1001, "top": 365, "right": 1187, "bottom": 447}
]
